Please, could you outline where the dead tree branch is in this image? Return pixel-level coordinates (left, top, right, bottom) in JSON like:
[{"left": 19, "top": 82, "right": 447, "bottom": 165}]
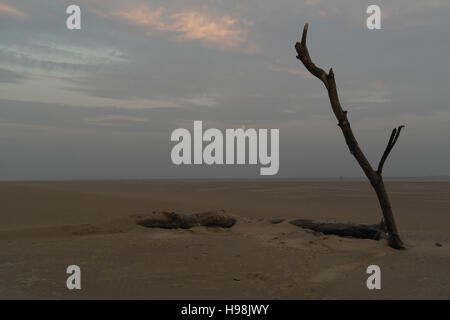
[
  {"left": 295, "top": 23, "right": 405, "bottom": 249},
  {"left": 290, "top": 219, "right": 384, "bottom": 240},
  {"left": 377, "top": 125, "right": 405, "bottom": 174},
  {"left": 135, "top": 210, "right": 236, "bottom": 229}
]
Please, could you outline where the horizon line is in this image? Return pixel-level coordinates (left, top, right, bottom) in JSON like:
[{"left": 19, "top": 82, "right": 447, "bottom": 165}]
[{"left": 1, "top": 175, "right": 450, "bottom": 183}]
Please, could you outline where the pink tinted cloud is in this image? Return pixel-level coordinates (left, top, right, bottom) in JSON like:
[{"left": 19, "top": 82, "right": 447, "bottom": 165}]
[
  {"left": 112, "top": 4, "right": 257, "bottom": 52},
  {"left": 0, "top": 2, "right": 26, "bottom": 18},
  {"left": 113, "top": 6, "right": 165, "bottom": 30}
]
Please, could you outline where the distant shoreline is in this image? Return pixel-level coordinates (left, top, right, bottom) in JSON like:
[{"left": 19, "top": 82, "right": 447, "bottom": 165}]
[{"left": 1, "top": 176, "right": 450, "bottom": 182}]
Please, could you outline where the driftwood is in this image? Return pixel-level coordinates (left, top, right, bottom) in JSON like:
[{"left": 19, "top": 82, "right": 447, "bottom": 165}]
[
  {"left": 135, "top": 210, "right": 236, "bottom": 229},
  {"left": 295, "top": 24, "right": 405, "bottom": 249},
  {"left": 290, "top": 219, "right": 384, "bottom": 240}
]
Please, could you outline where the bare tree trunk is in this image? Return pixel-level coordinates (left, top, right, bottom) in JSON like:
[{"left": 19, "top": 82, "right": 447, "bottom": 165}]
[
  {"left": 295, "top": 24, "right": 405, "bottom": 249},
  {"left": 372, "top": 178, "right": 403, "bottom": 248}
]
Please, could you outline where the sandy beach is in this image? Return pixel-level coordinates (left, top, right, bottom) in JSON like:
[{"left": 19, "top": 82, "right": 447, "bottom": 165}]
[{"left": 0, "top": 181, "right": 449, "bottom": 299}]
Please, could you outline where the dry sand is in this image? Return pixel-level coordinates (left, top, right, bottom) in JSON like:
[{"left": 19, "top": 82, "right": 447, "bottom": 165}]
[{"left": 0, "top": 181, "right": 449, "bottom": 299}]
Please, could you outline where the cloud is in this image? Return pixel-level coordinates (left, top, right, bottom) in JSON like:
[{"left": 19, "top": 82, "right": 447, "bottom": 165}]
[
  {"left": 0, "top": 41, "right": 127, "bottom": 77},
  {"left": 0, "top": 67, "right": 25, "bottom": 83},
  {"left": 180, "top": 93, "right": 219, "bottom": 107},
  {"left": 168, "top": 11, "right": 246, "bottom": 48},
  {"left": 84, "top": 115, "right": 149, "bottom": 127},
  {"left": 0, "top": 41, "right": 126, "bottom": 67},
  {"left": 113, "top": 5, "right": 165, "bottom": 29},
  {"left": 112, "top": 4, "right": 255, "bottom": 52},
  {"left": 0, "top": 2, "right": 25, "bottom": 18}
]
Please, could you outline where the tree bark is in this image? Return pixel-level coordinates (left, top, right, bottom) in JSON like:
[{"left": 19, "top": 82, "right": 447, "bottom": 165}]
[{"left": 295, "top": 24, "right": 405, "bottom": 249}]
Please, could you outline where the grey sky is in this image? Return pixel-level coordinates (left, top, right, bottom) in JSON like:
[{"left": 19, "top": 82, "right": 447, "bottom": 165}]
[{"left": 0, "top": 0, "right": 449, "bottom": 180}]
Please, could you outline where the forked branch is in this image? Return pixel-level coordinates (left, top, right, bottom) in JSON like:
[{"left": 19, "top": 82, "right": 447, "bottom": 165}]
[{"left": 377, "top": 125, "right": 405, "bottom": 174}]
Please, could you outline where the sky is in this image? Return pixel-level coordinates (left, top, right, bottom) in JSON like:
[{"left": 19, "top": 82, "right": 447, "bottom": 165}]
[{"left": 0, "top": 0, "right": 449, "bottom": 180}]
